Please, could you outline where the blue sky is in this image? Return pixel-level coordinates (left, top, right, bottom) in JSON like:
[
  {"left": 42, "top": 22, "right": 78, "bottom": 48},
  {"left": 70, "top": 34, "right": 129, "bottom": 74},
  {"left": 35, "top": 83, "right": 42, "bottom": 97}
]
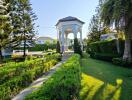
[{"left": 30, "top": 0, "right": 99, "bottom": 39}]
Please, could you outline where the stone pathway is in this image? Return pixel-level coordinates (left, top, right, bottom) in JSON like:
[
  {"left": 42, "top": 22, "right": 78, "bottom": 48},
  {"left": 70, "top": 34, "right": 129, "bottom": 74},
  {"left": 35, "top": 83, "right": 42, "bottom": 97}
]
[{"left": 12, "top": 52, "right": 73, "bottom": 100}]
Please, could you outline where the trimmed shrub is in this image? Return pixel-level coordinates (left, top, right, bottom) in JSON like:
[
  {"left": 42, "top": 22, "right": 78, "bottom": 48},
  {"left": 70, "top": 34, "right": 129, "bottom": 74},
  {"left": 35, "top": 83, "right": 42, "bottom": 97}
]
[
  {"left": 94, "top": 53, "right": 120, "bottom": 61},
  {"left": 112, "top": 58, "right": 132, "bottom": 67},
  {"left": 25, "top": 54, "right": 81, "bottom": 100},
  {"left": 0, "top": 53, "right": 61, "bottom": 100},
  {"left": 14, "top": 43, "right": 57, "bottom": 52},
  {"left": 44, "top": 53, "right": 62, "bottom": 62},
  {"left": 87, "top": 39, "right": 131, "bottom": 61}
]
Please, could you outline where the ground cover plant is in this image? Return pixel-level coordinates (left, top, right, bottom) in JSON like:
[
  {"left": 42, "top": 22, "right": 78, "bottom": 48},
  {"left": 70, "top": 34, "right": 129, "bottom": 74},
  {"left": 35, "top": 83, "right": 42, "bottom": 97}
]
[
  {"left": 25, "top": 54, "right": 81, "bottom": 100},
  {"left": 0, "top": 53, "right": 61, "bottom": 100}
]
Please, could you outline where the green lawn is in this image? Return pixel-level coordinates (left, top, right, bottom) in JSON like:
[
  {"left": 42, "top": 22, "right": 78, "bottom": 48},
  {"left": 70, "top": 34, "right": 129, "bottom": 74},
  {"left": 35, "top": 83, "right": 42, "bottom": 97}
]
[{"left": 80, "top": 54, "right": 132, "bottom": 100}]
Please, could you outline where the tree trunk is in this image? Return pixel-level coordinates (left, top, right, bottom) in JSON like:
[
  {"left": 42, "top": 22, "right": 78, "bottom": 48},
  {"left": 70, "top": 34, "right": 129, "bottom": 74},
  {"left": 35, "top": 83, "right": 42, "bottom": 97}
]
[
  {"left": 123, "top": 18, "right": 132, "bottom": 61},
  {"left": 0, "top": 48, "right": 3, "bottom": 63},
  {"left": 123, "top": 38, "right": 132, "bottom": 61},
  {"left": 23, "top": 34, "right": 26, "bottom": 58},
  {"left": 116, "top": 39, "right": 120, "bottom": 54}
]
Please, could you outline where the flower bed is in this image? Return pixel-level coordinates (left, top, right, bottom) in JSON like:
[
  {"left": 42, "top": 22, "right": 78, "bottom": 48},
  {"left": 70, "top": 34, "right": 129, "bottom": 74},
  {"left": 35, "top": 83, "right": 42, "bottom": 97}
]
[{"left": 25, "top": 54, "right": 81, "bottom": 100}]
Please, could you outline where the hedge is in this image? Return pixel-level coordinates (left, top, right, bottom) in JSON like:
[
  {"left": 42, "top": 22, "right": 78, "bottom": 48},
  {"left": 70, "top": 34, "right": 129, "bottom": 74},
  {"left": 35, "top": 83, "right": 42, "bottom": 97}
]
[
  {"left": 14, "top": 44, "right": 57, "bottom": 51},
  {"left": 87, "top": 39, "right": 132, "bottom": 61},
  {"left": 25, "top": 54, "right": 81, "bottom": 100},
  {"left": 112, "top": 58, "right": 132, "bottom": 67},
  {"left": 0, "top": 53, "right": 61, "bottom": 100}
]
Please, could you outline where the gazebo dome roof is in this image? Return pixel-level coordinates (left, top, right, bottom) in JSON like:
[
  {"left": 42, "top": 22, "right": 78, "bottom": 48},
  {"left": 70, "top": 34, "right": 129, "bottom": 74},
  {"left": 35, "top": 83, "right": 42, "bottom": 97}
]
[{"left": 56, "top": 16, "right": 84, "bottom": 26}]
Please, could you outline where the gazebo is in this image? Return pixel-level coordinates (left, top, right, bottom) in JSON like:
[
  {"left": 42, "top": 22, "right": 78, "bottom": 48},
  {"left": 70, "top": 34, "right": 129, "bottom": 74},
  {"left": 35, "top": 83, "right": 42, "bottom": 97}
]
[{"left": 56, "top": 16, "right": 85, "bottom": 53}]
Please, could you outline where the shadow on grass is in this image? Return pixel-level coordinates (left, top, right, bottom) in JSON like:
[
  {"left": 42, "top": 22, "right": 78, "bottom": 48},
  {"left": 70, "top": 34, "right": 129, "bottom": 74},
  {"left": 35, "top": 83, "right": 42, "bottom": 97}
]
[
  {"left": 80, "top": 54, "right": 132, "bottom": 100},
  {"left": 80, "top": 86, "right": 94, "bottom": 100}
]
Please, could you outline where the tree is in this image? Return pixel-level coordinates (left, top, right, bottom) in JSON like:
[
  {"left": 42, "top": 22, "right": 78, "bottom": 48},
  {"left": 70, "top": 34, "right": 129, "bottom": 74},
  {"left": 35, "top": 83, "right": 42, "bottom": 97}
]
[
  {"left": 74, "top": 38, "right": 82, "bottom": 56},
  {"left": 83, "top": 38, "right": 88, "bottom": 51},
  {"left": 100, "top": 0, "right": 132, "bottom": 61},
  {"left": 9, "top": 0, "right": 27, "bottom": 47},
  {"left": 88, "top": 15, "right": 101, "bottom": 42},
  {"left": 0, "top": 0, "right": 12, "bottom": 62},
  {"left": 0, "top": 0, "right": 37, "bottom": 62},
  {"left": 15, "top": 0, "right": 37, "bottom": 58},
  {"left": 88, "top": 3, "right": 111, "bottom": 43},
  {"left": 56, "top": 41, "right": 61, "bottom": 53}
]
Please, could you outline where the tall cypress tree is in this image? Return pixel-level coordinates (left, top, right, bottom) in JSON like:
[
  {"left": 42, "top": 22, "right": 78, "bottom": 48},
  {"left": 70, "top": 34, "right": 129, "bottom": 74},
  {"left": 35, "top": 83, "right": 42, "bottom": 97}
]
[
  {"left": 74, "top": 38, "right": 82, "bottom": 56},
  {"left": 56, "top": 41, "right": 61, "bottom": 53}
]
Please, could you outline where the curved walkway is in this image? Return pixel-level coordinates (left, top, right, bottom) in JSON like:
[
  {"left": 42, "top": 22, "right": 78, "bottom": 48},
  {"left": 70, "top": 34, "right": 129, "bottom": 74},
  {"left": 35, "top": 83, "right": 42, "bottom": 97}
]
[{"left": 12, "top": 52, "right": 73, "bottom": 100}]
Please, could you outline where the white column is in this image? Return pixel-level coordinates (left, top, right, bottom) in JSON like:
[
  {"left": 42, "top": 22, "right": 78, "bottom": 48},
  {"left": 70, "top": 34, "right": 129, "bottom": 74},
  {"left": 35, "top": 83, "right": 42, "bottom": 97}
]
[
  {"left": 73, "top": 26, "right": 77, "bottom": 39},
  {"left": 61, "top": 30, "right": 65, "bottom": 53},
  {"left": 74, "top": 32, "right": 77, "bottom": 39},
  {"left": 57, "top": 29, "right": 62, "bottom": 49},
  {"left": 80, "top": 30, "right": 83, "bottom": 50},
  {"left": 59, "top": 32, "right": 61, "bottom": 43},
  {"left": 65, "top": 33, "right": 68, "bottom": 51}
]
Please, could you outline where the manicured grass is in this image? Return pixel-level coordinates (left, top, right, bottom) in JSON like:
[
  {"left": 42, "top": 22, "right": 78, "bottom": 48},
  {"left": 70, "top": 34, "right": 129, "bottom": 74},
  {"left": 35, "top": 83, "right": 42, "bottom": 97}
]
[{"left": 80, "top": 54, "right": 132, "bottom": 100}]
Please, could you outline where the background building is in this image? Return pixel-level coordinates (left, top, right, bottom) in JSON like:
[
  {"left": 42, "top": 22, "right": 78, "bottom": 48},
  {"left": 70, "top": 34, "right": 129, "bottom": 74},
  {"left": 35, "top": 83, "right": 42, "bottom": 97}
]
[{"left": 36, "top": 37, "right": 54, "bottom": 44}]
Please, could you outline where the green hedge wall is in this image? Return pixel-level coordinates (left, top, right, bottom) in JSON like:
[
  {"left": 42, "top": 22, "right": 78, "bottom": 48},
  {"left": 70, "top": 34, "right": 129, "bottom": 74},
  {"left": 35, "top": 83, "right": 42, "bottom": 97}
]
[
  {"left": 0, "top": 53, "right": 61, "bottom": 100},
  {"left": 25, "top": 54, "right": 81, "bottom": 100},
  {"left": 14, "top": 44, "right": 57, "bottom": 51},
  {"left": 87, "top": 40, "right": 132, "bottom": 61}
]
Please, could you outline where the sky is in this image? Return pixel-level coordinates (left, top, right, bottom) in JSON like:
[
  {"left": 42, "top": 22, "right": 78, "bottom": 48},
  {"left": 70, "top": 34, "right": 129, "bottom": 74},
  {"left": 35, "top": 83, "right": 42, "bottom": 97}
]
[{"left": 30, "top": 0, "right": 99, "bottom": 39}]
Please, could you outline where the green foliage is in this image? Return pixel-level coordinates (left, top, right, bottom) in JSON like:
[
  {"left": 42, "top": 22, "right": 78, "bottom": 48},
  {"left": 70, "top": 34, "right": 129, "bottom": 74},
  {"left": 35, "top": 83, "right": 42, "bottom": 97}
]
[
  {"left": 28, "top": 44, "right": 48, "bottom": 51},
  {"left": 89, "top": 40, "right": 118, "bottom": 54},
  {"left": 56, "top": 41, "right": 61, "bottom": 53},
  {"left": 88, "top": 15, "right": 101, "bottom": 42},
  {"left": 81, "top": 54, "right": 132, "bottom": 100},
  {"left": 0, "top": 0, "right": 12, "bottom": 62},
  {"left": 0, "top": 53, "right": 61, "bottom": 99},
  {"left": 74, "top": 38, "right": 82, "bottom": 56},
  {"left": 87, "top": 40, "right": 126, "bottom": 61},
  {"left": 25, "top": 54, "right": 81, "bottom": 100},
  {"left": 46, "top": 53, "right": 62, "bottom": 61},
  {"left": 88, "top": 0, "right": 111, "bottom": 43},
  {"left": 100, "top": 0, "right": 132, "bottom": 61},
  {"left": 100, "top": 0, "right": 132, "bottom": 28},
  {"left": 9, "top": 0, "right": 37, "bottom": 58},
  {"left": 112, "top": 58, "right": 132, "bottom": 67},
  {"left": 87, "top": 39, "right": 132, "bottom": 63},
  {"left": 15, "top": 42, "right": 57, "bottom": 51},
  {"left": 0, "top": 0, "right": 37, "bottom": 62}
]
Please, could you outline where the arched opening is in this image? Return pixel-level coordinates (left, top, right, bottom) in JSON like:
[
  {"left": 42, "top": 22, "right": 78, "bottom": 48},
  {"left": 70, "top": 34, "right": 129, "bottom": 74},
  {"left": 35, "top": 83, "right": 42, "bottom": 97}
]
[
  {"left": 77, "top": 32, "right": 80, "bottom": 39},
  {"left": 67, "top": 33, "right": 74, "bottom": 51}
]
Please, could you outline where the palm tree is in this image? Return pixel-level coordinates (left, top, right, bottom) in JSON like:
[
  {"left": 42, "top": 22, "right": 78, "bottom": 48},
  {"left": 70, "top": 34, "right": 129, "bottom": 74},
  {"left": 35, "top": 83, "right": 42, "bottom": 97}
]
[{"left": 100, "top": 0, "right": 132, "bottom": 61}]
